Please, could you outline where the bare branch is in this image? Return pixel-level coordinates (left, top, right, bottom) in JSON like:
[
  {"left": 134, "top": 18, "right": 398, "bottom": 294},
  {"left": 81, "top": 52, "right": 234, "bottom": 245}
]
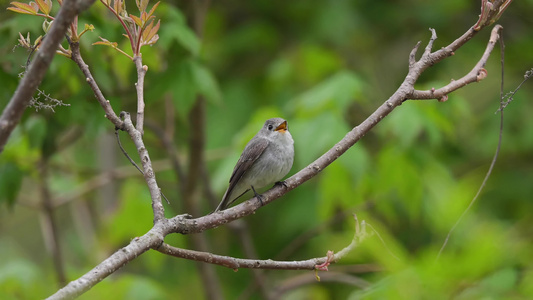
[
  {"left": 408, "top": 41, "right": 421, "bottom": 68},
  {"left": 121, "top": 112, "right": 165, "bottom": 222},
  {"left": 70, "top": 42, "right": 123, "bottom": 127},
  {"left": 134, "top": 56, "right": 147, "bottom": 134},
  {"left": 411, "top": 25, "right": 503, "bottom": 101},
  {"left": 46, "top": 223, "right": 169, "bottom": 300},
  {"left": 156, "top": 231, "right": 363, "bottom": 271},
  {"left": 170, "top": 24, "right": 504, "bottom": 235},
  {"left": 160, "top": 215, "right": 368, "bottom": 271},
  {"left": 0, "top": 0, "right": 96, "bottom": 153},
  {"left": 423, "top": 28, "right": 438, "bottom": 59}
]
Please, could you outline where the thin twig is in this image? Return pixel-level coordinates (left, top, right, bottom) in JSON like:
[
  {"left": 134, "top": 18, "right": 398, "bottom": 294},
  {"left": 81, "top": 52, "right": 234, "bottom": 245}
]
[
  {"left": 70, "top": 42, "right": 123, "bottom": 127},
  {"left": 156, "top": 216, "right": 367, "bottom": 270},
  {"left": 411, "top": 26, "right": 502, "bottom": 101},
  {"left": 115, "top": 125, "right": 171, "bottom": 205},
  {"left": 121, "top": 112, "right": 165, "bottom": 221},
  {"left": 437, "top": 33, "right": 533, "bottom": 260},
  {"left": 115, "top": 128, "right": 143, "bottom": 175},
  {"left": 134, "top": 56, "right": 146, "bottom": 134},
  {"left": 497, "top": 68, "right": 533, "bottom": 111}
]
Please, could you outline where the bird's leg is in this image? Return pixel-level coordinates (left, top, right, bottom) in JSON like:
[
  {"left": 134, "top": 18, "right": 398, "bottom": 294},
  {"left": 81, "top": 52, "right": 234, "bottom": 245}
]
[
  {"left": 274, "top": 180, "right": 288, "bottom": 188},
  {"left": 251, "top": 185, "right": 264, "bottom": 206}
]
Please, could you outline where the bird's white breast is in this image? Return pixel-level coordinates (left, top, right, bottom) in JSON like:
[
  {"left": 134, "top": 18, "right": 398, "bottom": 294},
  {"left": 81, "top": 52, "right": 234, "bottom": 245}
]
[{"left": 245, "top": 131, "right": 294, "bottom": 188}]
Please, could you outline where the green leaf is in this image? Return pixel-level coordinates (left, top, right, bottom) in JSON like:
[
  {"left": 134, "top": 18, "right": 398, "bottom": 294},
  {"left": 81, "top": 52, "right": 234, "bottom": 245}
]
[
  {"left": 104, "top": 180, "right": 153, "bottom": 244},
  {"left": 171, "top": 59, "right": 197, "bottom": 119},
  {"left": 190, "top": 60, "right": 222, "bottom": 105},
  {"left": 24, "top": 115, "right": 47, "bottom": 149},
  {"left": 318, "top": 162, "right": 354, "bottom": 220},
  {"left": 294, "top": 44, "right": 343, "bottom": 84},
  {"left": 0, "top": 163, "right": 23, "bottom": 208},
  {"left": 373, "top": 146, "right": 423, "bottom": 221},
  {"left": 290, "top": 112, "right": 351, "bottom": 167},
  {"left": 159, "top": 7, "right": 200, "bottom": 55},
  {"left": 289, "top": 70, "right": 363, "bottom": 117}
]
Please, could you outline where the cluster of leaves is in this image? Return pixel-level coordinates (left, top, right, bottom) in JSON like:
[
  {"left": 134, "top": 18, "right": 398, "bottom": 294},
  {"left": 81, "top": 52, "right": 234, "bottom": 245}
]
[
  {"left": 7, "top": 0, "right": 53, "bottom": 17},
  {"left": 95, "top": 0, "right": 160, "bottom": 59},
  {"left": 8, "top": 0, "right": 93, "bottom": 57}
]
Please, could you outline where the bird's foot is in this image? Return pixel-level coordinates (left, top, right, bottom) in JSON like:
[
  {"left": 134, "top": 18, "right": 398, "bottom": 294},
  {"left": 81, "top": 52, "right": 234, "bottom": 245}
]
[
  {"left": 251, "top": 185, "right": 265, "bottom": 206},
  {"left": 274, "top": 180, "right": 288, "bottom": 188},
  {"left": 177, "top": 213, "right": 193, "bottom": 219}
]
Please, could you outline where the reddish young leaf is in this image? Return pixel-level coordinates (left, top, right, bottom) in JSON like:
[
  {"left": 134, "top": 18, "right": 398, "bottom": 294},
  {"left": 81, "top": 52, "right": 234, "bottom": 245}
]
[
  {"left": 113, "top": 0, "right": 124, "bottom": 15},
  {"left": 93, "top": 37, "right": 118, "bottom": 48},
  {"left": 146, "top": 1, "right": 160, "bottom": 19},
  {"left": 35, "top": 0, "right": 51, "bottom": 15},
  {"left": 141, "top": 19, "right": 153, "bottom": 41},
  {"left": 7, "top": 2, "right": 38, "bottom": 15},
  {"left": 17, "top": 32, "right": 31, "bottom": 48},
  {"left": 136, "top": 0, "right": 148, "bottom": 12},
  {"left": 130, "top": 14, "right": 142, "bottom": 27},
  {"left": 29, "top": 1, "right": 39, "bottom": 12},
  {"left": 145, "top": 19, "right": 159, "bottom": 43},
  {"left": 141, "top": 11, "right": 147, "bottom": 22}
]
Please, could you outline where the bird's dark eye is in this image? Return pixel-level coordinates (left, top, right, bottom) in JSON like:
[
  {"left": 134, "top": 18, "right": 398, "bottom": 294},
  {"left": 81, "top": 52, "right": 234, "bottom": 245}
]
[{"left": 268, "top": 124, "right": 273, "bottom": 130}]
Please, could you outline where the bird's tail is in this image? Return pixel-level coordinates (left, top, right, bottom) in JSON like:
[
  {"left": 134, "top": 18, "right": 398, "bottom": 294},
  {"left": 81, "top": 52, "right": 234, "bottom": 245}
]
[{"left": 214, "top": 188, "right": 231, "bottom": 212}]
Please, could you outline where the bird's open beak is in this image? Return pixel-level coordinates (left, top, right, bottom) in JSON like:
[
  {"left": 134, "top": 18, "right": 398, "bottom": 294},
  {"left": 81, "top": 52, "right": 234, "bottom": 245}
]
[{"left": 275, "top": 121, "right": 287, "bottom": 133}]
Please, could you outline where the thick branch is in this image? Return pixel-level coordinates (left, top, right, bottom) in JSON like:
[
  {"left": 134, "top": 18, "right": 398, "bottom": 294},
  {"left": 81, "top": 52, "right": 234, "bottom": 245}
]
[
  {"left": 0, "top": 0, "right": 96, "bottom": 153},
  {"left": 169, "top": 24, "right": 503, "bottom": 235},
  {"left": 46, "top": 223, "right": 169, "bottom": 300}
]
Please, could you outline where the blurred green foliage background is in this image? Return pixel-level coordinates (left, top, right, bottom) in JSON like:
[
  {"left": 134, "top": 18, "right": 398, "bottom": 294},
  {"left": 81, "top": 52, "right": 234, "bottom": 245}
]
[{"left": 1, "top": 0, "right": 533, "bottom": 299}]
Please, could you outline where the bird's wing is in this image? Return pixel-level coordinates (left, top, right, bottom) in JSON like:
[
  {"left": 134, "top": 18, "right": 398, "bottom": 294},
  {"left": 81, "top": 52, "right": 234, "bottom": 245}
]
[{"left": 216, "top": 138, "right": 269, "bottom": 211}]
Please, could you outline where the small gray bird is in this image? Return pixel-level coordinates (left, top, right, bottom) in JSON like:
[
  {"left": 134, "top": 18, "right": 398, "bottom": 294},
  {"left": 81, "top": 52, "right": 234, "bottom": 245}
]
[{"left": 215, "top": 118, "right": 294, "bottom": 212}]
